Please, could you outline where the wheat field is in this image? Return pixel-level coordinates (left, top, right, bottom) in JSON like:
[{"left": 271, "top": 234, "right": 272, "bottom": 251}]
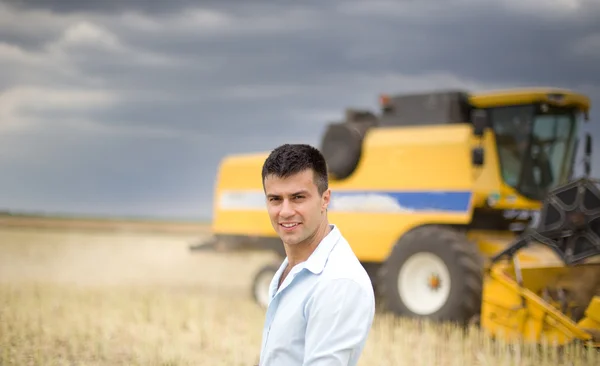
[{"left": 0, "top": 224, "right": 598, "bottom": 366}]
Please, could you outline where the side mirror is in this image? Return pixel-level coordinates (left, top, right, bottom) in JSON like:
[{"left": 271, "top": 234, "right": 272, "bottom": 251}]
[
  {"left": 585, "top": 133, "right": 592, "bottom": 156},
  {"left": 472, "top": 147, "right": 484, "bottom": 166},
  {"left": 584, "top": 133, "right": 592, "bottom": 176},
  {"left": 472, "top": 109, "right": 488, "bottom": 137}
]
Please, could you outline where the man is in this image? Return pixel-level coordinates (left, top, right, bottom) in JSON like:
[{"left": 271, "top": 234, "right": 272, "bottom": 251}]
[{"left": 258, "top": 143, "right": 375, "bottom": 366}]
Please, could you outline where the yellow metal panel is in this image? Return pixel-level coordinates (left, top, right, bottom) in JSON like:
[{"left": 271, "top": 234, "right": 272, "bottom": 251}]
[
  {"left": 215, "top": 153, "right": 268, "bottom": 190},
  {"left": 577, "top": 297, "right": 600, "bottom": 343},
  {"left": 333, "top": 124, "right": 475, "bottom": 191},
  {"left": 584, "top": 297, "right": 600, "bottom": 324},
  {"left": 470, "top": 88, "right": 590, "bottom": 112},
  {"left": 325, "top": 211, "right": 471, "bottom": 261},
  {"left": 466, "top": 230, "right": 560, "bottom": 265},
  {"left": 213, "top": 210, "right": 272, "bottom": 236}
]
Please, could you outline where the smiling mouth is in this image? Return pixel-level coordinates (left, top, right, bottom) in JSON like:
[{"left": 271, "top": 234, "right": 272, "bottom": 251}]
[{"left": 280, "top": 223, "right": 300, "bottom": 229}]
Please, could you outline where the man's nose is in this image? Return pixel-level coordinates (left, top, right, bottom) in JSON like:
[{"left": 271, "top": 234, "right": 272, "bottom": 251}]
[{"left": 279, "top": 199, "right": 294, "bottom": 217}]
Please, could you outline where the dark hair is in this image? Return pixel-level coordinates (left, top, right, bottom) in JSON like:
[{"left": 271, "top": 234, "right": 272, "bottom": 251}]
[{"left": 262, "top": 144, "right": 329, "bottom": 195}]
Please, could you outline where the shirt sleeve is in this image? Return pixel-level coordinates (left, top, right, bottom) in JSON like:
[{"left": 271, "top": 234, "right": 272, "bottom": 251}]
[{"left": 302, "top": 277, "right": 375, "bottom": 366}]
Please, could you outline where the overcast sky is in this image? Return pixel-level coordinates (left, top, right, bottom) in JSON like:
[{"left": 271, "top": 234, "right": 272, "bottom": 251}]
[{"left": 1, "top": 0, "right": 599, "bottom": 220}]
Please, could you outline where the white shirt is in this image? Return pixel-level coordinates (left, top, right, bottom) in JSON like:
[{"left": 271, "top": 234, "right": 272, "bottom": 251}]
[{"left": 259, "top": 224, "right": 375, "bottom": 366}]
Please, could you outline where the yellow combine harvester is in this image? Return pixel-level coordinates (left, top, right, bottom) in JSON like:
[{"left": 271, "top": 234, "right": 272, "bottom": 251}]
[{"left": 191, "top": 87, "right": 599, "bottom": 346}]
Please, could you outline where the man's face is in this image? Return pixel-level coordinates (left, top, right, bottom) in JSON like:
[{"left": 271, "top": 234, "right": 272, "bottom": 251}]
[{"left": 263, "top": 169, "right": 330, "bottom": 246}]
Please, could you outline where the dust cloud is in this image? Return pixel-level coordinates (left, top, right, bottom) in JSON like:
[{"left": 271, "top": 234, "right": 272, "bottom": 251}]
[{"left": 0, "top": 226, "right": 277, "bottom": 298}]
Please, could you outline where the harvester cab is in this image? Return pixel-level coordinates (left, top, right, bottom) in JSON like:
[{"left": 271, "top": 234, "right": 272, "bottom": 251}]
[{"left": 191, "top": 87, "right": 599, "bottom": 347}]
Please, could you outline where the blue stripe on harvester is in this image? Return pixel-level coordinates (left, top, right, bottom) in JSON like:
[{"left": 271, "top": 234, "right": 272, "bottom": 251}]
[{"left": 329, "top": 190, "right": 472, "bottom": 213}]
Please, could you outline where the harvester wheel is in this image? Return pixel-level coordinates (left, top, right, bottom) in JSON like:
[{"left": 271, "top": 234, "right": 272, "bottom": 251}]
[
  {"left": 377, "top": 225, "right": 483, "bottom": 324},
  {"left": 251, "top": 263, "right": 279, "bottom": 309}
]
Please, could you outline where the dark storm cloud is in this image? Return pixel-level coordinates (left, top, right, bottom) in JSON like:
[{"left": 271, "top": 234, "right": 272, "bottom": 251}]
[
  {"left": 5, "top": 0, "right": 206, "bottom": 15},
  {"left": 5, "top": 0, "right": 332, "bottom": 16},
  {"left": 1, "top": 0, "right": 599, "bottom": 219}
]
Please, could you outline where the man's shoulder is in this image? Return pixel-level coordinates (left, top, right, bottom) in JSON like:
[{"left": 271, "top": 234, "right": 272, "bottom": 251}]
[
  {"left": 307, "top": 264, "right": 375, "bottom": 315},
  {"left": 320, "top": 233, "right": 373, "bottom": 294}
]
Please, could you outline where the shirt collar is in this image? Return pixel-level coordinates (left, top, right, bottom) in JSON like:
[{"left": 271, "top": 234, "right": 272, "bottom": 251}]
[{"left": 302, "top": 224, "right": 341, "bottom": 274}]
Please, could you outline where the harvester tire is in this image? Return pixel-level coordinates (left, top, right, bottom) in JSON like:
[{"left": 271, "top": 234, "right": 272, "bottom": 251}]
[
  {"left": 377, "top": 225, "right": 483, "bottom": 324},
  {"left": 251, "top": 263, "right": 280, "bottom": 309}
]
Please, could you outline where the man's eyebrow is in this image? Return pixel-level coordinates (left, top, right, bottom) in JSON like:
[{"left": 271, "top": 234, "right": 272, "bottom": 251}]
[
  {"left": 266, "top": 190, "right": 309, "bottom": 198},
  {"left": 291, "top": 190, "right": 309, "bottom": 195}
]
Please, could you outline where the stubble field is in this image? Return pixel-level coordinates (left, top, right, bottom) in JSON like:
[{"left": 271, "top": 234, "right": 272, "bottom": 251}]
[{"left": 0, "top": 218, "right": 598, "bottom": 365}]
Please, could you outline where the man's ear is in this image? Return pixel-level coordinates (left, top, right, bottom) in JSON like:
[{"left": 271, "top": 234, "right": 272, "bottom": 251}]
[{"left": 322, "top": 189, "right": 331, "bottom": 211}]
